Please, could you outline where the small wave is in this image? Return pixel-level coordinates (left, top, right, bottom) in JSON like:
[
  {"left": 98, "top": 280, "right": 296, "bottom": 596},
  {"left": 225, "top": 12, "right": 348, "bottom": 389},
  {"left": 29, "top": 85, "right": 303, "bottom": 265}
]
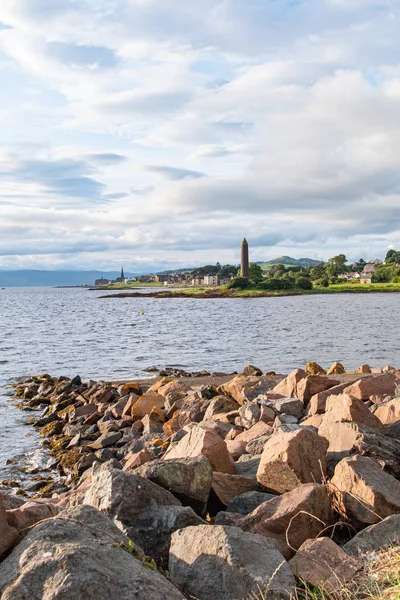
[{"left": 0, "top": 360, "right": 9, "bottom": 364}]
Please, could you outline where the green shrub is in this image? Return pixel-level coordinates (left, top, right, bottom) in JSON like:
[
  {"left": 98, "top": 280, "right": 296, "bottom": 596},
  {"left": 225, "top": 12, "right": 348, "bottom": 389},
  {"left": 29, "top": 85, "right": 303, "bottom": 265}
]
[
  {"left": 227, "top": 277, "right": 250, "bottom": 289},
  {"left": 296, "top": 277, "right": 313, "bottom": 290}
]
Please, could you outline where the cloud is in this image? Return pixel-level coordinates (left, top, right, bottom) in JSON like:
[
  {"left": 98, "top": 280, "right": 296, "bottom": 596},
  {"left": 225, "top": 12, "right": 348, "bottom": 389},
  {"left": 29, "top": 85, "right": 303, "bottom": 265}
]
[{"left": 0, "top": 0, "right": 399, "bottom": 269}]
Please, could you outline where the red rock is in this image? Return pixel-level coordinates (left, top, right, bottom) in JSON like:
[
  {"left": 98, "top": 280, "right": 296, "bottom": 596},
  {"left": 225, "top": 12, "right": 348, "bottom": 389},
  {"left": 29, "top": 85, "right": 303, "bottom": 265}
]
[
  {"left": 374, "top": 398, "right": 400, "bottom": 425},
  {"left": 238, "top": 483, "right": 333, "bottom": 558},
  {"left": 226, "top": 440, "right": 247, "bottom": 460},
  {"left": 122, "top": 449, "right": 152, "bottom": 471},
  {"left": 289, "top": 537, "right": 361, "bottom": 592},
  {"left": 6, "top": 502, "right": 60, "bottom": 531},
  {"left": 296, "top": 376, "right": 339, "bottom": 405},
  {"left": 131, "top": 392, "right": 165, "bottom": 417},
  {"left": 355, "top": 364, "right": 372, "bottom": 374},
  {"left": 271, "top": 369, "right": 307, "bottom": 399},
  {"left": 330, "top": 455, "right": 400, "bottom": 524},
  {"left": 162, "top": 426, "right": 236, "bottom": 474},
  {"left": 307, "top": 382, "right": 354, "bottom": 415},
  {"left": 235, "top": 421, "right": 273, "bottom": 443},
  {"left": 319, "top": 393, "right": 385, "bottom": 435},
  {"left": 256, "top": 429, "right": 328, "bottom": 493},
  {"left": 211, "top": 472, "right": 259, "bottom": 505},
  {"left": 344, "top": 373, "right": 400, "bottom": 403},
  {"left": 121, "top": 393, "right": 140, "bottom": 418},
  {"left": 0, "top": 497, "right": 19, "bottom": 558},
  {"left": 300, "top": 414, "right": 324, "bottom": 428},
  {"left": 217, "top": 376, "right": 261, "bottom": 405}
]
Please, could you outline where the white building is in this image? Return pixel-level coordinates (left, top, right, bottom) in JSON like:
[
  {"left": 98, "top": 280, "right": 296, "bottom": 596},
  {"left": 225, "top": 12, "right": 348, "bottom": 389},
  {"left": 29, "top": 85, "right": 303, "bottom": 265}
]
[{"left": 203, "top": 274, "right": 218, "bottom": 286}]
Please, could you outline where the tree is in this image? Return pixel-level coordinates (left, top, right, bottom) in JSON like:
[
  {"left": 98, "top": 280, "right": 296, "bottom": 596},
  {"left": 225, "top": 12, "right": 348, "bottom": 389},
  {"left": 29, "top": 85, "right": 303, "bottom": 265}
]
[
  {"left": 352, "top": 258, "right": 366, "bottom": 271},
  {"left": 249, "top": 263, "right": 263, "bottom": 283},
  {"left": 310, "top": 263, "right": 326, "bottom": 281},
  {"left": 386, "top": 249, "right": 400, "bottom": 264},
  {"left": 296, "top": 276, "right": 313, "bottom": 290},
  {"left": 326, "top": 254, "right": 348, "bottom": 278}
]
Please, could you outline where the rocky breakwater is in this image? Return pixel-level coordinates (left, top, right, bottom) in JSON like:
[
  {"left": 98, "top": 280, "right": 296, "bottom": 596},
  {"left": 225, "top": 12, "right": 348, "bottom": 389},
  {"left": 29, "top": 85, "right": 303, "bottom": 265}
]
[{"left": 0, "top": 364, "right": 399, "bottom": 599}]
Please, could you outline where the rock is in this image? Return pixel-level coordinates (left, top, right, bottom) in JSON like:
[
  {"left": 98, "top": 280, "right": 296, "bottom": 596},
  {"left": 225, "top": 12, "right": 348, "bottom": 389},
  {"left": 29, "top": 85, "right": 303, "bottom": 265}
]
[
  {"left": 259, "top": 404, "right": 276, "bottom": 423},
  {"left": 235, "top": 421, "right": 273, "bottom": 443},
  {"left": 343, "top": 373, "right": 400, "bottom": 403},
  {"left": 319, "top": 393, "right": 385, "bottom": 435},
  {"left": 227, "top": 491, "right": 277, "bottom": 515},
  {"left": 122, "top": 449, "right": 152, "bottom": 471},
  {"left": 296, "top": 376, "right": 339, "bottom": 406},
  {"left": 269, "top": 398, "right": 304, "bottom": 419},
  {"left": 225, "top": 439, "right": 247, "bottom": 460},
  {"left": 89, "top": 431, "right": 122, "bottom": 449},
  {"left": 289, "top": 537, "right": 360, "bottom": 592},
  {"left": 257, "top": 429, "right": 328, "bottom": 493},
  {"left": 121, "top": 393, "right": 140, "bottom": 418},
  {"left": 374, "top": 397, "right": 400, "bottom": 424},
  {"left": 131, "top": 392, "right": 165, "bottom": 417},
  {"left": 355, "top": 364, "right": 372, "bottom": 374},
  {"left": 271, "top": 369, "right": 307, "bottom": 399},
  {"left": 6, "top": 501, "right": 60, "bottom": 531},
  {"left": 345, "top": 514, "right": 400, "bottom": 555},
  {"left": 0, "top": 505, "right": 185, "bottom": 600},
  {"left": 237, "top": 483, "right": 333, "bottom": 558},
  {"left": 317, "top": 420, "right": 400, "bottom": 478},
  {"left": 121, "top": 505, "right": 206, "bottom": 569},
  {"left": 243, "top": 365, "right": 263, "bottom": 376},
  {"left": 83, "top": 463, "right": 180, "bottom": 522},
  {"left": 169, "top": 525, "right": 296, "bottom": 600},
  {"left": 203, "top": 396, "right": 240, "bottom": 420},
  {"left": 246, "top": 434, "right": 273, "bottom": 455},
  {"left": 330, "top": 455, "right": 400, "bottom": 524},
  {"left": 235, "top": 456, "right": 261, "bottom": 479},
  {"left": 162, "top": 426, "right": 236, "bottom": 474},
  {"left": 307, "top": 382, "right": 353, "bottom": 415},
  {"left": 305, "top": 362, "right": 327, "bottom": 375},
  {"left": 0, "top": 497, "right": 19, "bottom": 559},
  {"left": 135, "top": 456, "right": 212, "bottom": 515},
  {"left": 327, "top": 362, "right": 345, "bottom": 375},
  {"left": 211, "top": 472, "right": 259, "bottom": 505},
  {"left": 142, "top": 408, "right": 165, "bottom": 435},
  {"left": 217, "top": 375, "right": 261, "bottom": 405},
  {"left": 237, "top": 402, "right": 261, "bottom": 428},
  {"left": 300, "top": 414, "right": 324, "bottom": 428},
  {"left": 0, "top": 493, "right": 25, "bottom": 510}
]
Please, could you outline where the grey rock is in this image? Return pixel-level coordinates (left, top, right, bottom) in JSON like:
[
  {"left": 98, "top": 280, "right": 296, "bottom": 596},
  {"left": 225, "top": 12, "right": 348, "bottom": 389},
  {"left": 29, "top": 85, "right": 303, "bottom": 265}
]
[
  {"left": 135, "top": 456, "right": 212, "bottom": 515},
  {"left": 169, "top": 524, "right": 296, "bottom": 600},
  {"left": 345, "top": 514, "right": 400, "bottom": 555},
  {"left": 238, "top": 403, "right": 261, "bottom": 429},
  {"left": 227, "top": 491, "right": 277, "bottom": 515},
  {"left": 89, "top": 431, "right": 122, "bottom": 449},
  {"left": 269, "top": 398, "right": 304, "bottom": 419},
  {"left": 0, "top": 505, "right": 185, "bottom": 600},
  {"left": 246, "top": 434, "right": 273, "bottom": 455},
  {"left": 121, "top": 505, "right": 206, "bottom": 568},
  {"left": 235, "top": 457, "right": 261, "bottom": 479},
  {"left": 83, "top": 463, "right": 180, "bottom": 522}
]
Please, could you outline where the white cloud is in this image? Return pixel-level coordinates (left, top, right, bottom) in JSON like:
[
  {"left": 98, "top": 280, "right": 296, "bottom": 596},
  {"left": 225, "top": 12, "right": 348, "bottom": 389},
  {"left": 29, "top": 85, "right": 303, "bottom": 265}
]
[{"left": 0, "top": 0, "right": 399, "bottom": 269}]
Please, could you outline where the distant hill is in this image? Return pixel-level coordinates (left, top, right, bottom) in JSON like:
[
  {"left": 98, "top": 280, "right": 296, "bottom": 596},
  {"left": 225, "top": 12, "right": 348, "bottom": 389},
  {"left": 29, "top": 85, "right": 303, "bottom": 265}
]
[
  {"left": 258, "top": 256, "right": 323, "bottom": 270},
  {"left": 0, "top": 270, "right": 138, "bottom": 287}
]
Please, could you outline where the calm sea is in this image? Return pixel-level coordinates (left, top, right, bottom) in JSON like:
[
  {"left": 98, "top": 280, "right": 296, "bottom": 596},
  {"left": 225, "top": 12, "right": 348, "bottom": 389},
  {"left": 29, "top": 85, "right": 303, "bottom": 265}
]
[{"left": 0, "top": 287, "right": 399, "bottom": 477}]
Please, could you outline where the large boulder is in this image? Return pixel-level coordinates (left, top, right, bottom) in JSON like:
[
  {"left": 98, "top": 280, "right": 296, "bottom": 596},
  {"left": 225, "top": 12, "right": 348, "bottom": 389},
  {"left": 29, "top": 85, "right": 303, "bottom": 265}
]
[
  {"left": 203, "top": 396, "right": 240, "bottom": 420},
  {"left": 345, "top": 514, "right": 400, "bottom": 555},
  {"left": 0, "top": 497, "right": 19, "bottom": 559},
  {"left": 289, "top": 537, "right": 360, "bottom": 593},
  {"left": 319, "top": 393, "right": 385, "bottom": 434},
  {"left": 330, "top": 455, "right": 400, "bottom": 525},
  {"left": 271, "top": 369, "right": 307, "bottom": 399},
  {"left": 211, "top": 472, "right": 259, "bottom": 506},
  {"left": 0, "top": 505, "right": 185, "bottom": 600},
  {"left": 374, "top": 397, "right": 400, "bottom": 425},
  {"left": 119, "top": 504, "right": 206, "bottom": 569},
  {"left": 226, "top": 491, "right": 277, "bottom": 515},
  {"left": 235, "top": 421, "right": 273, "bottom": 443},
  {"left": 257, "top": 429, "right": 328, "bottom": 493},
  {"left": 317, "top": 420, "right": 400, "bottom": 478},
  {"left": 343, "top": 373, "right": 400, "bottom": 403},
  {"left": 307, "top": 382, "right": 357, "bottom": 415},
  {"left": 135, "top": 456, "right": 212, "bottom": 515},
  {"left": 83, "top": 463, "right": 180, "bottom": 522},
  {"left": 295, "top": 376, "right": 339, "bottom": 405},
  {"left": 218, "top": 375, "right": 277, "bottom": 405},
  {"left": 6, "top": 501, "right": 60, "bottom": 532},
  {"left": 162, "top": 426, "right": 236, "bottom": 474},
  {"left": 237, "top": 483, "right": 333, "bottom": 558},
  {"left": 169, "top": 525, "right": 296, "bottom": 600}
]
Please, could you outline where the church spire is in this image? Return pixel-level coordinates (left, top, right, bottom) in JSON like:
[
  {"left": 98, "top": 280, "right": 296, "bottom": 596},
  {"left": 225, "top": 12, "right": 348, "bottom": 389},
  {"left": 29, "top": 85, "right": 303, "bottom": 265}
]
[{"left": 121, "top": 266, "right": 125, "bottom": 281}]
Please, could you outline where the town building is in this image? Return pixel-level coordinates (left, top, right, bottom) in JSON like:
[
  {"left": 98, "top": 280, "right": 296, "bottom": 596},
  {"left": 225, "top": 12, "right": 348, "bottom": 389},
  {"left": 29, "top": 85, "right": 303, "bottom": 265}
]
[
  {"left": 95, "top": 278, "right": 110, "bottom": 286},
  {"left": 360, "top": 263, "right": 379, "bottom": 284}
]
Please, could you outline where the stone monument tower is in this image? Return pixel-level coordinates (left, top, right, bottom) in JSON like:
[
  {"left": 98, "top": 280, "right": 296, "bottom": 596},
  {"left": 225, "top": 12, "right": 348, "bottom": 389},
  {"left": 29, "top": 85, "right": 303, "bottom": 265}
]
[{"left": 241, "top": 238, "right": 249, "bottom": 278}]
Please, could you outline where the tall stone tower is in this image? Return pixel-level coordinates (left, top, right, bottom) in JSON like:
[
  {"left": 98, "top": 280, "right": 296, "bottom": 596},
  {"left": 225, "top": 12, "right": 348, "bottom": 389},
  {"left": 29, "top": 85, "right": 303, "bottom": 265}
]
[
  {"left": 241, "top": 238, "right": 249, "bottom": 278},
  {"left": 121, "top": 267, "right": 125, "bottom": 281}
]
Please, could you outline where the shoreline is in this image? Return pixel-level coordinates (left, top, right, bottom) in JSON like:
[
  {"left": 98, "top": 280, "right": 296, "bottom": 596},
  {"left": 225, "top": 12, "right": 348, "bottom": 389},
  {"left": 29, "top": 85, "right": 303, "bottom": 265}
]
[{"left": 98, "top": 287, "right": 400, "bottom": 299}]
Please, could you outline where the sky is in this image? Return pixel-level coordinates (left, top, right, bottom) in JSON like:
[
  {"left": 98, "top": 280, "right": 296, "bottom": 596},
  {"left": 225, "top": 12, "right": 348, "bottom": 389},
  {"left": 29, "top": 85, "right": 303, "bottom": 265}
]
[{"left": 0, "top": 0, "right": 400, "bottom": 272}]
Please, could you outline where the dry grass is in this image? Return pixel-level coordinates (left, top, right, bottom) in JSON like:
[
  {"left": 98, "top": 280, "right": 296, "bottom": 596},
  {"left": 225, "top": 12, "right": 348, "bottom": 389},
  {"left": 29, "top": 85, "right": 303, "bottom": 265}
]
[{"left": 248, "top": 546, "right": 400, "bottom": 600}]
